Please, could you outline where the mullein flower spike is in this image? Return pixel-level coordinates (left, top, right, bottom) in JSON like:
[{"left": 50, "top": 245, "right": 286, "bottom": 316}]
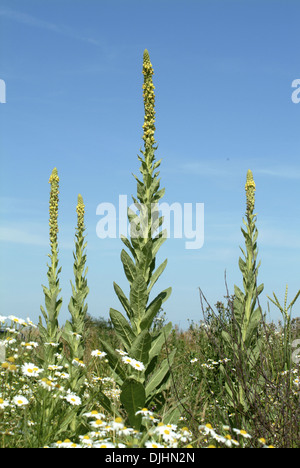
[
  {"left": 245, "top": 169, "right": 256, "bottom": 215},
  {"left": 48, "top": 167, "right": 59, "bottom": 252},
  {"left": 76, "top": 194, "right": 85, "bottom": 233},
  {"left": 142, "top": 49, "right": 156, "bottom": 149}
]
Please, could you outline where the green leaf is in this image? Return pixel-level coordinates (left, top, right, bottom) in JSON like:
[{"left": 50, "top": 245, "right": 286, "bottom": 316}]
[
  {"left": 120, "top": 235, "right": 136, "bottom": 260},
  {"left": 255, "top": 283, "right": 264, "bottom": 297},
  {"left": 162, "top": 403, "right": 184, "bottom": 425},
  {"left": 129, "top": 274, "right": 148, "bottom": 326},
  {"left": 137, "top": 241, "right": 154, "bottom": 284},
  {"left": 130, "top": 329, "right": 151, "bottom": 365},
  {"left": 148, "top": 259, "right": 168, "bottom": 294},
  {"left": 120, "top": 378, "right": 146, "bottom": 430},
  {"left": 96, "top": 390, "right": 119, "bottom": 417},
  {"left": 113, "top": 282, "right": 133, "bottom": 321},
  {"left": 109, "top": 308, "right": 136, "bottom": 351},
  {"left": 148, "top": 322, "right": 173, "bottom": 362},
  {"left": 145, "top": 348, "right": 176, "bottom": 398},
  {"left": 152, "top": 230, "right": 167, "bottom": 257},
  {"left": 121, "top": 249, "right": 136, "bottom": 284},
  {"left": 140, "top": 296, "right": 162, "bottom": 330}
]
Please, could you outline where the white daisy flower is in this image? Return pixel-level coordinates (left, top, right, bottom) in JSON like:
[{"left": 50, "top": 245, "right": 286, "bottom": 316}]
[
  {"left": 21, "top": 363, "right": 43, "bottom": 377},
  {"left": 131, "top": 360, "right": 145, "bottom": 371},
  {"left": 110, "top": 417, "right": 124, "bottom": 431},
  {"left": 145, "top": 441, "right": 165, "bottom": 448},
  {"left": 121, "top": 356, "right": 145, "bottom": 371},
  {"left": 65, "top": 392, "right": 81, "bottom": 406},
  {"left": 48, "top": 365, "right": 63, "bottom": 371},
  {"left": 233, "top": 428, "right": 252, "bottom": 438},
  {"left": 115, "top": 349, "right": 128, "bottom": 356},
  {"left": 91, "top": 350, "right": 107, "bottom": 358},
  {"left": 0, "top": 397, "right": 9, "bottom": 409},
  {"left": 8, "top": 316, "right": 27, "bottom": 326},
  {"left": 21, "top": 341, "right": 39, "bottom": 350},
  {"left": 93, "top": 441, "right": 115, "bottom": 448},
  {"left": 13, "top": 395, "right": 29, "bottom": 407},
  {"left": 89, "top": 419, "right": 106, "bottom": 429},
  {"left": 121, "top": 356, "right": 135, "bottom": 365},
  {"left": 57, "top": 372, "right": 70, "bottom": 380},
  {"left": 26, "top": 317, "right": 37, "bottom": 328},
  {"left": 155, "top": 424, "right": 178, "bottom": 442},
  {"left": 199, "top": 423, "right": 217, "bottom": 437},
  {"left": 72, "top": 358, "right": 85, "bottom": 367},
  {"left": 83, "top": 410, "right": 106, "bottom": 419},
  {"left": 135, "top": 408, "right": 154, "bottom": 417},
  {"left": 79, "top": 435, "right": 93, "bottom": 446}
]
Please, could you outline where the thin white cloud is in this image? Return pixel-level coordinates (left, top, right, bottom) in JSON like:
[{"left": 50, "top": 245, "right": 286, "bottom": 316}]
[
  {"left": 0, "top": 224, "right": 73, "bottom": 249},
  {"left": 256, "top": 166, "right": 300, "bottom": 180},
  {"left": 259, "top": 225, "right": 300, "bottom": 249},
  {"left": 176, "top": 160, "right": 300, "bottom": 180},
  {"left": 0, "top": 225, "right": 48, "bottom": 247},
  {"left": 0, "top": 8, "right": 102, "bottom": 47}
]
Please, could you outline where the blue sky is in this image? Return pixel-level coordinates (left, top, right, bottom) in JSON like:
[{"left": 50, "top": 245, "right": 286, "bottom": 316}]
[{"left": 0, "top": 0, "right": 299, "bottom": 329}]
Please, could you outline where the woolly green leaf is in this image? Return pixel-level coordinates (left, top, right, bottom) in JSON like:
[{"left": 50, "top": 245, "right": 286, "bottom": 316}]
[
  {"left": 120, "top": 378, "right": 146, "bottom": 430},
  {"left": 121, "top": 249, "right": 136, "bottom": 285},
  {"left": 149, "top": 322, "right": 173, "bottom": 362},
  {"left": 152, "top": 230, "right": 167, "bottom": 257},
  {"left": 145, "top": 348, "right": 176, "bottom": 398},
  {"left": 148, "top": 259, "right": 168, "bottom": 294},
  {"left": 113, "top": 282, "right": 133, "bottom": 321},
  {"left": 130, "top": 329, "right": 151, "bottom": 364},
  {"left": 140, "top": 296, "right": 162, "bottom": 331},
  {"left": 129, "top": 275, "right": 148, "bottom": 325},
  {"left": 120, "top": 235, "right": 136, "bottom": 260},
  {"left": 109, "top": 308, "right": 136, "bottom": 351}
]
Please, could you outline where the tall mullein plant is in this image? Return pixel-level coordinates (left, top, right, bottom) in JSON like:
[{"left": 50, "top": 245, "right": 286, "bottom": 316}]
[
  {"left": 39, "top": 168, "right": 63, "bottom": 364},
  {"left": 222, "top": 170, "right": 264, "bottom": 415},
  {"left": 234, "top": 169, "right": 264, "bottom": 351},
  {"left": 63, "top": 194, "right": 89, "bottom": 386},
  {"left": 99, "top": 50, "right": 174, "bottom": 429}
]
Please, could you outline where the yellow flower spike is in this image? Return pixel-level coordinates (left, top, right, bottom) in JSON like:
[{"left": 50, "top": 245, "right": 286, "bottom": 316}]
[
  {"left": 245, "top": 169, "right": 256, "bottom": 215},
  {"left": 142, "top": 49, "right": 156, "bottom": 150},
  {"left": 76, "top": 194, "right": 85, "bottom": 233},
  {"left": 48, "top": 167, "right": 59, "bottom": 253}
]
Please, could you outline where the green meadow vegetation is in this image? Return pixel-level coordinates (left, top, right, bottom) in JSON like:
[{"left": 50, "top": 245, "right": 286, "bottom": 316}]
[{"left": 0, "top": 50, "right": 299, "bottom": 448}]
